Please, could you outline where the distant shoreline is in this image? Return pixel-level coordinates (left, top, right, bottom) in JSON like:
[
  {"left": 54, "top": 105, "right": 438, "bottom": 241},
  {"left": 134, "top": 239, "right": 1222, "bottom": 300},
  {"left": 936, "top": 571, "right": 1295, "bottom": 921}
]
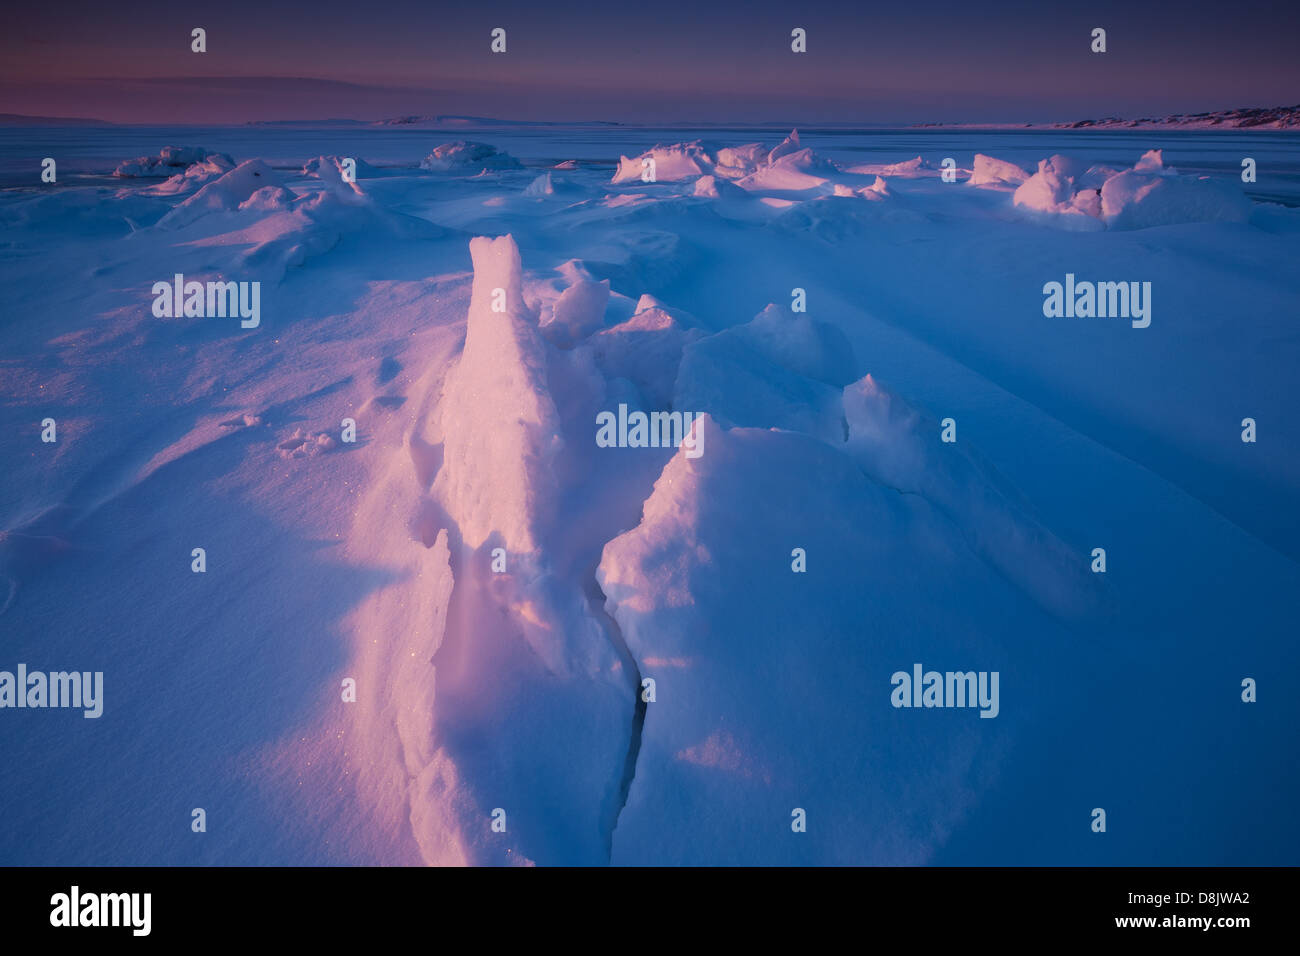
[{"left": 3, "top": 104, "right": 1298, "bottom": 131}]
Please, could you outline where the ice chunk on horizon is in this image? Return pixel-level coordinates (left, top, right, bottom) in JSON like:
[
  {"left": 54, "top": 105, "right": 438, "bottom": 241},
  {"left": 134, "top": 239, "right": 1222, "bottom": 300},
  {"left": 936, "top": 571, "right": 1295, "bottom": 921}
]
[
  {"left": 134, "top": 154, "right": 236, "bottom": 198},
  {"left": 114, "top": 146, "right": 234, "bottom": 177},
  {"left": 420, "top": 141, "right": 521, "bottom": 172},
  {"left": 766, "top": 128, "right": 802, "bottom": 166},
  {"left": 611, "top": 142, "right": 714, "bottom": 184}
]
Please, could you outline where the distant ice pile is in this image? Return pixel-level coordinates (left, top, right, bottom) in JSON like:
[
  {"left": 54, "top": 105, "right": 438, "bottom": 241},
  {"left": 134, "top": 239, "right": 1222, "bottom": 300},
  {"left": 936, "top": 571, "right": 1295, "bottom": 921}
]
[
  {"left": 114, "top": 146, "right": 235, "bottom": 178},
  {"left": 420, "top": 141, "right": 522, "bottom": 172},
  {"left": 302, "top": 155, "right": 378, "bottom": 180},
  {"left": 970, "top": 148, "right": 1253, "bottom": 230},
  {"left": 611, "top": 129, "right": 840, "bottom": 196}
]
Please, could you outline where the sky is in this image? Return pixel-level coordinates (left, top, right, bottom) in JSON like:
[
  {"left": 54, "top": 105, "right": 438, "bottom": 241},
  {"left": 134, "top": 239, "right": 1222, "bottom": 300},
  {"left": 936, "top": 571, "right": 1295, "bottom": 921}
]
[{"left": 2, "top": 0, "right": 1298, "bottom": 125}]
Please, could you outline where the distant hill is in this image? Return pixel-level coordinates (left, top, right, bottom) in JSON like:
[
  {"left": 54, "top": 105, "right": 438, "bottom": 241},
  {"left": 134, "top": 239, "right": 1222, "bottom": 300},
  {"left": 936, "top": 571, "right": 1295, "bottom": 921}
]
[
  {"left": 0, "top": 113, "right": 115, "bottom": 127},
  {"left": 1055, "top": 105, "right": 1300, "bottom": 130},
  {"left": 244, "top": 118, "right": 372, "bottom": 127},
  {"left": 373, "top": 114, "right": 622, "bottom": 128}
]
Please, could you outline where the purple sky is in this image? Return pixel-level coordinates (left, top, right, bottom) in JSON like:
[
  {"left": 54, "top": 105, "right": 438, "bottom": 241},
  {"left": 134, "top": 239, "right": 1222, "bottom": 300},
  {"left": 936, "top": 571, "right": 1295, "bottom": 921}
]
[{"left": 3, "top": 0, "right": 1298, "bottom": 124}]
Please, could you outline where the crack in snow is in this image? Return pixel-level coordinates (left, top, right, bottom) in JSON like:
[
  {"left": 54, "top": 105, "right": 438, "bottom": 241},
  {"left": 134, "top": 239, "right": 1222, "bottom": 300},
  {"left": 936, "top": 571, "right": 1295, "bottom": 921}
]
[{"left": 585, "top": 568, "right": 645, "bottom": 863}]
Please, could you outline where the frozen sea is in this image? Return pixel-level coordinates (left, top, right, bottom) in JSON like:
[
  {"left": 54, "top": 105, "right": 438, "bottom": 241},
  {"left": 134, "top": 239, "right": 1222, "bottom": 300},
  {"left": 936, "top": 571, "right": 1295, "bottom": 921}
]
[
  {"left": 3, "top": 124, "right": 1299, "bottom": 205},
  {"left": 0, "top": 122, "right": 1297, "bottom": 865}
]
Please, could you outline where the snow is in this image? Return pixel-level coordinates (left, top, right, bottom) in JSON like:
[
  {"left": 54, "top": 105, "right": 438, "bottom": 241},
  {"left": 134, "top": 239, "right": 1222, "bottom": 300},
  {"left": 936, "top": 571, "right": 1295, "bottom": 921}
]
[
  {"left": 596, "top": 417, "right": 1040, "bottom": 864},
  {"left": 713, "top": 143, "right": 766, "bottom": 178},
  {"left": 523, "top": 171, "right": 555, "bottom": 197},
  {"left": 114, "top": 145, "right": 235, "bottom": 177},
  {"left": 969, "top": 152, "right": 1030, "bottom": 186},
  {"left": 1, "top": 123, "right": 1296, "bottom": 867},
  {"left": 692, "top": 174, "right": 746, "bottom": 198},
  {"left": 134, "top": 154, "right": 237, "bottom": 197},
  {"left": 736, "top": 148, "right": 834, "bottom": 194},
  {"left": 303, "top": 155, "right": 379, "bottom": 180},
  {"left": 420, "top": 141, "right": 521, "bottom": 172},
  {"left": 611, "top": 142, "right": 714, "bottom": 184},
  {"left": 432, "top": 235, "right": 559, "bottom": 555},
  {"left": 156, "top": 159, "right": 285, "bottom": 229},
  {"left": 766, "top": 128, "right": 803, "bottom": 165},
  {"left": 1012, "top": 150, "right": 1252, "bottom": 230},
  {"left": 539, "top": 275, "right": 610, "bottom": 348},
  {"left": 1101, "top": 165, "right": 1252, "bottom": 229},
  {"left": 843, "top": 156, "right": 935, "bottom": 177}
]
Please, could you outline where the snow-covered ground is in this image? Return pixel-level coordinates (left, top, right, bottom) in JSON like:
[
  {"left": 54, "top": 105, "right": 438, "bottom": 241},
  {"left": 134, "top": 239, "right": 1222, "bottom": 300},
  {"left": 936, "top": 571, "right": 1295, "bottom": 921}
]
[{"left": 0, "top": 126, "right": 1297, "bottom": 865}]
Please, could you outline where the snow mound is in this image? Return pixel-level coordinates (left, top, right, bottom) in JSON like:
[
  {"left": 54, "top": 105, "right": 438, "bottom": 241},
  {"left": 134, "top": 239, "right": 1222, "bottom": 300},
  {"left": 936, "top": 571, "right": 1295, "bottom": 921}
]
[
  {"left": 432, "top": 235, "right": 561, "bottom": 555},
  {"left": 969, "top": 153, "right": 1030, "bottom": 186},
  {"left": 155, "top": 160, "right": 286, "bottom": 229},
  {"left": 136, "top": 154, "right": 237, "bottom": 197},
  {"left": 114, "top": 146, "right": 235, "bottom": 178},
  {"left": 1012, "top": 151, "right": 1251, "bottom": 230},
  {"left": 304, "top": 155, "right": 367, "bottom": 203},
  {"left": 302, "top": 155, "right": 378, "bottom": 179},
  {"left": 420, "top": 141, "right": 521, "bottom": 172},
  {"left": 1011, "top": 155, "right": 1107, "bottom": 230},
  {"left": 611, "top": 142, "right": 714, "bottom": 184},
  {"left": 1134, "top": 148, "right": 1167, "bottom": 173},
  {"left": 612, "top": 134, "right": 837, "bottom": 190},
  {"left": 736, "top": 148, "right": 834, "bottom": 194},
  {"left": 598, "top": 418, "right": 1026, "bottom": 864},
  {"left": 1101, "top": 163, "right": 1250, "bottom": 230}
]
